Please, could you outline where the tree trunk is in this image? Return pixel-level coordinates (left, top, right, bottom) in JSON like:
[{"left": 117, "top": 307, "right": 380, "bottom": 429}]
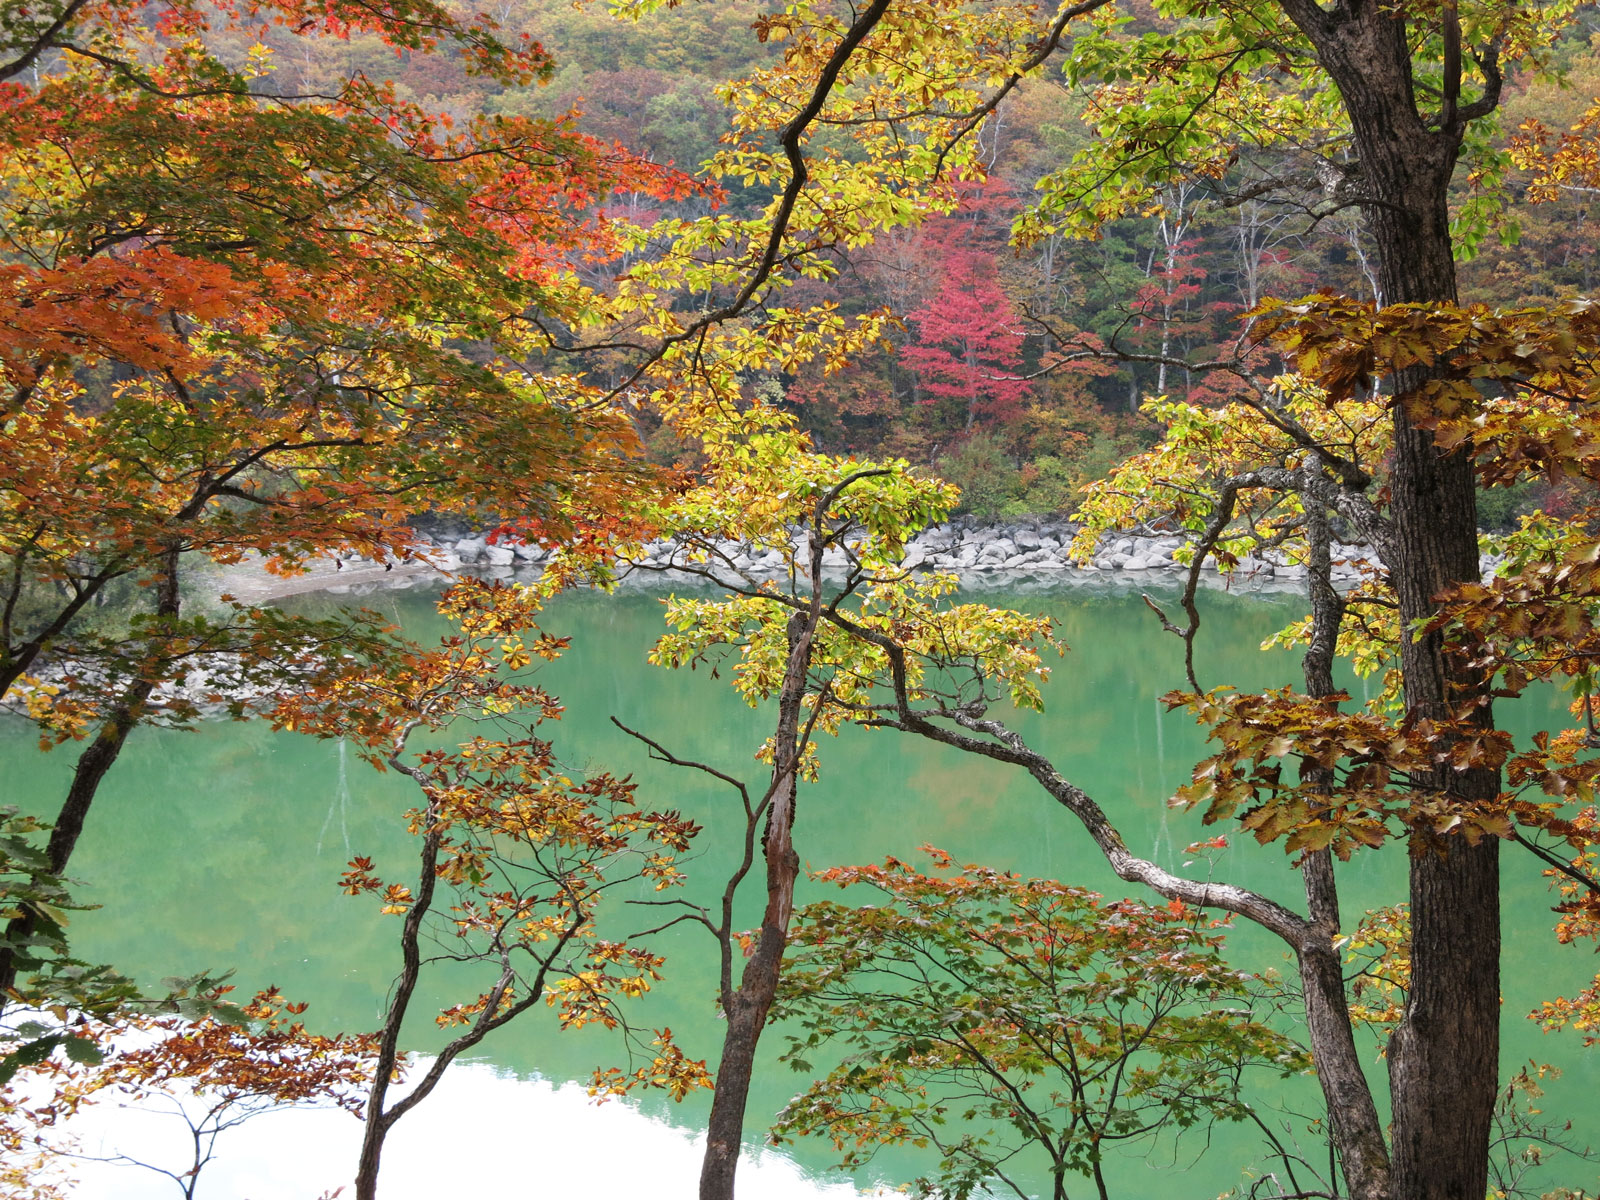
[
  {"left": 353, "top": 782, "right": 443, "bottom": 1200},
  {"left": 699, "top": 611, "right": 813, "bottom": 1200},
  {"left": 1251, "top": 2, "right": 1504, "bottom": 1191},
  {"left": 1283, "top": 11, "right": 1503, "bottom": 1196},
  {"left": 1368, "top": 139, "right": 1502, "bottom": 1200},
  {"left": 1297, "top": 479, "right": 1393, "bottom": 1200},
  {"left": 0, "top": 547, "right": 181, "bottom": 1007}
]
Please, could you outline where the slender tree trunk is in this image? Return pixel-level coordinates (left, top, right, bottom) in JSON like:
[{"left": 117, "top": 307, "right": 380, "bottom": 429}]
[
  {"left": 0, "top": 547, "right": 181, "bottom": 1007},
  {"left": 353, "top": 776, "right": 443, "bottom": 1200},
  {"left": 1297, "top": 478, "right": 1392, "bottom": 1200},
  {"left": 699, "top": 610, "right": 814, "bottom": 1200}
]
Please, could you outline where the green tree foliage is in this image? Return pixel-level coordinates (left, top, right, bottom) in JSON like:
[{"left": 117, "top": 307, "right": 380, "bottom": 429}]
[{"left": 772, "top": 850, "right": 1308, "bottom": 1200}]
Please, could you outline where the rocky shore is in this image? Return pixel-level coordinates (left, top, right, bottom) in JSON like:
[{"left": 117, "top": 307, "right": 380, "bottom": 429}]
[
  {"left": 386, "top": 515, "right": 1502, "bottom": 596},
  {"left": 14, "top": 518, "right": 1502, "bottom": 722},
  {"left": 201, "top": 514, "right": 1515, "bottom": 607}
]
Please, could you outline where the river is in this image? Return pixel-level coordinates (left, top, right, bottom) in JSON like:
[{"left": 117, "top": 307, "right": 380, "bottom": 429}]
[{"left": 9, "top": 575, "right": 1599, "bottom": 1198}]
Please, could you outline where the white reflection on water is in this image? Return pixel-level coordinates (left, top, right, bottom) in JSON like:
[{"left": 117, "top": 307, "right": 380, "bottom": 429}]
[
  {"left": 59, "top": 1061, "right": 882, "bottom": 1199},
  {"left": 315, "top": 738, "right": 352, "bottom": 857}
]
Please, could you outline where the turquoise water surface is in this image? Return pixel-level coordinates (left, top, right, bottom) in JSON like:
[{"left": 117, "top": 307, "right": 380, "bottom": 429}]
[{"left": 9, "top": 575, "right": 1598, "bottom": 1198}]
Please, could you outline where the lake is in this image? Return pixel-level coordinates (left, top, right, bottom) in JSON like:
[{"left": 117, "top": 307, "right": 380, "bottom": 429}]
[{"left": 10, "top": 573, "right": 1599, "bottom": 1198}]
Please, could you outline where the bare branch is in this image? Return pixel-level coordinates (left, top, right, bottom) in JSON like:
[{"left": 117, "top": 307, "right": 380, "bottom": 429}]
[
  {"left": 0, "top": 0, "right": 91, "bottom": 82},
  {"left": 598, "top": 0, "right": 895, "bottom": 402}
]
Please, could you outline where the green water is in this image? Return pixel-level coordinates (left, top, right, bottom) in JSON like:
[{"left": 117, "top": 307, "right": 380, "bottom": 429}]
[{"left": 9, "top": 576, "right": 1600, "bottom": 1198}]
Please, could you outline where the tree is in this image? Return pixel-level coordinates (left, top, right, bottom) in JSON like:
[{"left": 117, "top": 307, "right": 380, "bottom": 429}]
[
  {"left": 0, "top": 0, "right": 695, "bottom": 1019},
  {"left": 611, "top": 399, "right": 970, "bottom": 1200},
  {"left": 902, "top": 250, "right": 1034, "bottom": 434},
  {"left": 13, "top": 0, "right": 1600, "bottom": 1195},
  {"left": 53, "top": 988, "right": 376, "bottom": 1200},
  {"left": 276, "top": 576, "right": 705, "bottom": 1199},
  {"left": 671, "top": 0, "right": 1600, "bottom": 1196},
  {"left": 772, "top": 849, "right": 1308, "bottom": 1200},
  {"left": 675, "top": 319, "right": 1600, "bottom": 1200},
  {"left": 0, "top": 0, "right": 1011, "bottom": 1182}
]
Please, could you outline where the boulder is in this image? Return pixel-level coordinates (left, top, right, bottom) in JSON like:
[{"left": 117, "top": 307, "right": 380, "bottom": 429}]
[{"left": 1236, "top": 555, "right": 1274, "bottom": 577}]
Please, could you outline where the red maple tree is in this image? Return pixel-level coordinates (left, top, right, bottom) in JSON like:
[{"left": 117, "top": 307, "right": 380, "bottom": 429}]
[{"left": 901, "top": 250, "right": 1033, "bottom": 431}]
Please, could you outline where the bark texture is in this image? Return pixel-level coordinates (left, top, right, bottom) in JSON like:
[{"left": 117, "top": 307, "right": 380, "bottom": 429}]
[
  {"left": 1363, "top": 107, "right": 1503, "bottom": 1200},
  {"left": 1297, "top": 475, "right": 1392, "bottom": 1200},
  {"left": 1269, "top": 5, "right": 1504, "bottom": 1195},
  {"left": 699, "top": 610, "right": 814, "bottom": 1200}
]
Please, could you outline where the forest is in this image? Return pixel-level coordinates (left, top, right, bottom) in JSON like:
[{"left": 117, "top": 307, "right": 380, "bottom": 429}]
[{"left": 6, "top": 0, "right": 1600, "bottom": 1196}]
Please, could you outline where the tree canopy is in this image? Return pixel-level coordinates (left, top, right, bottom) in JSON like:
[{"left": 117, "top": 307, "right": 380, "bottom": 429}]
[{"left": 9, "top": 0, "right": 1600, "bottom": 1197}]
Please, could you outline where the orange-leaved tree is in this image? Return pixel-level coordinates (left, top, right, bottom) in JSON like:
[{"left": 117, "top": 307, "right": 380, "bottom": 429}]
[
  {"left": 273, "top": 576, "right": 706, "bottom": 1199},
  {"left": 0, "top": 0, "right": 702, "bottom": 1021}
]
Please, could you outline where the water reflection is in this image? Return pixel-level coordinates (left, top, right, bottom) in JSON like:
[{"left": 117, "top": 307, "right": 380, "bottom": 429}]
[
  {"left": 12, "top": 575, "right": 1600, "bottom": 1199},
  {"left": 61, "top": 1061, "right": 881, "bottom": 1199},
  {"left": 315, "top": 739, "right": 352, "bottom": 858}
]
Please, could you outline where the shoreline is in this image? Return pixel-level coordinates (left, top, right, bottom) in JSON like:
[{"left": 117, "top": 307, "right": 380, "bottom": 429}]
[{"left": 201, "top": 515, "right": 1476, "bottom": 608}]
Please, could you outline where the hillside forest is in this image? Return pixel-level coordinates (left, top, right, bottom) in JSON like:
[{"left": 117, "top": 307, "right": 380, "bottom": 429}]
[
  {"left": 375, "top": 0, "right": 1600, "bottom": 523},
  {"left": 161, "top": 0, "right": 1600, "bottom": 522}
]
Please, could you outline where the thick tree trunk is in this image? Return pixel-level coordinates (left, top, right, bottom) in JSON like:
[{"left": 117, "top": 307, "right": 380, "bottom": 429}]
[
  {"left": 1266, "top": 7, "right": 1504, "bottom": 1194},
  {"left": 1382, "top": 267, "right": 1501, "bottom": 1200},
  {"left": 1369, "top": 149, "right": 1502, "bottom": 1200},
  {"left": 699, "top": 611, "right": 813, "bottom": 1200}
]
